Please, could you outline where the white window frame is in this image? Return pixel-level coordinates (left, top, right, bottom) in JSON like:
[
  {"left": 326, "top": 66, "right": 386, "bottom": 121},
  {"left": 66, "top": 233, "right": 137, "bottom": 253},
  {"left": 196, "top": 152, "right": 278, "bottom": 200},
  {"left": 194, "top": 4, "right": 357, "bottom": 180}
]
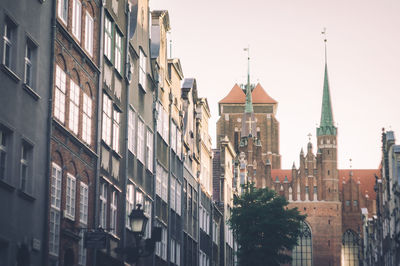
[
  {"left": 99, "top": 183, "right": 107, "bottom": 229},
  {"left": 54, "top": 65, "right": 66, "bottom": 123},
  {"left": 104, "top": 16, "right": 112, "bottom": 60},
  {"left": 79, "top": 182, "right": 88, "bottom": 224},
  {"left": 110, "top": 191, "right": 117, "bottom": 235},
  {"left": 78, "top": 230, "right": 87, "bottom": 265},
  {"left": 112, "top": 110, "right": 120, "bottom": 153},
  {"left": 24, "top": 43, "right": 33, "bottom": 87},
  {"left": 69, "top": 80, "right": 80, "bottom": 134},
  {"left": 65, "top": 174, "right": 76, "bottom": 220},
  {"left": 82, "top": 93, "right": 92, "bottom": 145},
  {"left": 144, "top": 199, "right": 152, "bottom": 238},
  {"left": 49, "top": 163, "right": 61, "bottom": 257},
  {"left": 0, "top": 130, "right": 7, "bottom": 180},
  {"left": 20, "top": 144, "right": 31, "bottom": 193},
  {"left": 161, "top": 169, "right": 168, "bottom": 202},
  {"left": 156, "top": 164, "right": 162, "bottom": 197},
  {"left": 128, "top": 108, "right": 136, "bottom": 154},
  {"left": 72, "top": 0, "right": 82, "bottom": 41},
  {"left": 126, "top": 184, "right": 134, "bottom": 229},
  {"left": 57, "top": 0, "right": 68, "bottom": 24},
  {"left": 176, "top": 182, "right": 181, "bottom": 216},
  {"left": 139, "top": 48, "right": 146, "bottom": 91},
  {"left": 84, "top": 11, "right": 93, "bottom": 56},
  {"left": 49, "top": 209, "right": 60, "bottom": 256},
  {"left": 102, "top": 94, "right": 112, "bottom": 146},
  {"left": 171, "top": 122, "right": 176, "bottom": 153},
  {"left": 115, "top": 31, "right": 122, "bottom": 73},
  {"left": 137, "top": 119, "right": 145, "bottom": 163},
  {"left": 170, "top": 178, "right": 175, "bottom": 211},
  {"left": 3, "top": 22, "right": 13, "bottom": 68},
  {"left": 146, "top": 130, "right": 153, "bottom": 172},
  {"left": 51, "top": 163, "right": 62, "bottom": 210}
]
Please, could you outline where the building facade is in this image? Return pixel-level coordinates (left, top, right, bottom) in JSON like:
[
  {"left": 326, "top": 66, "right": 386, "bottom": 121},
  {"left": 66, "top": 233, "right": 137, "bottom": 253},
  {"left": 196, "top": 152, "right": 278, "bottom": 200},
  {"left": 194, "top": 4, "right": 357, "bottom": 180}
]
[{"left": 0, "top": 0, "right": 52, "bottom": 265}]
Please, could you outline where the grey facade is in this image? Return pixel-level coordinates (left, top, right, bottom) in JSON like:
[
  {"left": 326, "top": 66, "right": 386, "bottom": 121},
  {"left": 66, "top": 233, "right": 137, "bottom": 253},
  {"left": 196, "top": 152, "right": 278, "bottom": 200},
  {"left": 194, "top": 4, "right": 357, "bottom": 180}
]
[{"left": 0, "top": 0, "right": 52, "bottom": 265}]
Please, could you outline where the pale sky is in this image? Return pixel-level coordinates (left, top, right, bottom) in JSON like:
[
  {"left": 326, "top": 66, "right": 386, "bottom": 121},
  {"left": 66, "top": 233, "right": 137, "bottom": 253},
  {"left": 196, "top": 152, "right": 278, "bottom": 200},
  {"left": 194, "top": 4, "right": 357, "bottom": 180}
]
[{"left": 151, "top": 0, "right": 400, "bottom": 169}]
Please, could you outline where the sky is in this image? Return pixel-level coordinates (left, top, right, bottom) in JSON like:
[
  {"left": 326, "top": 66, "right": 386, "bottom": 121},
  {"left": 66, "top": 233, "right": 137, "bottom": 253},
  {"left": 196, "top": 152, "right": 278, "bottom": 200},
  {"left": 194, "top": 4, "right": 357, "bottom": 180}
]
[{"left": 151, "top": 0, "right": 400, "bottom": 170}]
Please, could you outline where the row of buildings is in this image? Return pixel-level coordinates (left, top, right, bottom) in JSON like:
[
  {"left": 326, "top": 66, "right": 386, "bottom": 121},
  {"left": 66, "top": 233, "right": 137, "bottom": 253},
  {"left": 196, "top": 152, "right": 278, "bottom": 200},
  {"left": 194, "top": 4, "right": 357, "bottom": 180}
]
[{"left": 0, "top": 0, "right": 239, "bottom": 265}]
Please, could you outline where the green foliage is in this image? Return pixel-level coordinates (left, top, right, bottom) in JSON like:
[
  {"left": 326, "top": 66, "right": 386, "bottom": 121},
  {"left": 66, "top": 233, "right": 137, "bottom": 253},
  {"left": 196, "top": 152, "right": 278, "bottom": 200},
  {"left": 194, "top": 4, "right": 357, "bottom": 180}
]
[{"left": 228, "top": 183, "right": 306, "bottom": 266}]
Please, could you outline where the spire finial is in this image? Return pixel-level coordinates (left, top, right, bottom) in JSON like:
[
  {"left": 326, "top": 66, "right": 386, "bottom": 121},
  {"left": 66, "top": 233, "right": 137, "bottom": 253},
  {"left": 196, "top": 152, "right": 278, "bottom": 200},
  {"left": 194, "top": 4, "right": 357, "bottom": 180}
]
[
  {"left": 308, "top": 133, "right": 312, "bottom": 142},
  {"left": 349, "top": 158, "right": 353, "bottom": 169},
  {"left": 322, "top": 27, "right": 327, "bottom": 64},
  {"left": 243, "top": 46, "right": 253, "bottom": 113}
]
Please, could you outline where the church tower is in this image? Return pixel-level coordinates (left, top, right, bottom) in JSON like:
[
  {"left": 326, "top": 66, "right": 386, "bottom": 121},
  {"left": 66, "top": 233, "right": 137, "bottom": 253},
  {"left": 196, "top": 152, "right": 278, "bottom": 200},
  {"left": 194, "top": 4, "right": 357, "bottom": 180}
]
[{"left": 316, "top": 41, "right": 339, "bottom": 201}]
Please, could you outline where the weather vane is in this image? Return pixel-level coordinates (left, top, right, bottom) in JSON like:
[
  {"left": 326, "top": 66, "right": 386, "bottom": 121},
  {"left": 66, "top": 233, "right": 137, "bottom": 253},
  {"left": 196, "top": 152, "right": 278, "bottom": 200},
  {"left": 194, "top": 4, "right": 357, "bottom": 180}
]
[
  {"left": 349, "top": 158, "right": 353, "bottom": 169},
  {"left": 307, "top": 133, "right": 312, "bottom": 142}
]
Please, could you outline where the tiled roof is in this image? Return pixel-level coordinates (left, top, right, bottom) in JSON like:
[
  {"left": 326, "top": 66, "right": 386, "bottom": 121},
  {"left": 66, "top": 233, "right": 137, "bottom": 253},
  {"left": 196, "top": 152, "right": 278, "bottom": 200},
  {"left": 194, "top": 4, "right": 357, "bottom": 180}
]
[
  {"left": 219, "top": 83, "right": 277, "bottom": 104},
  {"left": 270, "top": 169, "right": 379, "bottom": 199}
]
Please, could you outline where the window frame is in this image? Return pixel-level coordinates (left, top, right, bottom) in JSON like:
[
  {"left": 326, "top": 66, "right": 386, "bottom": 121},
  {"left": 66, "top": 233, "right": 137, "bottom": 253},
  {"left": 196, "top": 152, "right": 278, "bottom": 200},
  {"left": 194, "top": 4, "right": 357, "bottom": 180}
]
[
  {"left": 20, "top": 142, "right": 32, "bottom": 193},
  {"left": 69, "top": 80, "right": 80, "bottom": 135},
  {"left": 114, "top": 30, "right": 122, "bottom": 73},
  {"left": 128, "top": 108, "right": 136, "bottom": 154},
  {"left": 137, "top": 119, "right": 145, "bottom": 163},
  {"left": 110, "top": 190, "right": 118, "bottom": 235},
  {"left": 54, "top": 65, "right": 67, "bottom": 123},
  {"left": 82, "top": 93, "right": 92, "bottom": 145},
  {"left": 139, "top": 48, "right": 147, "bottom": 91},
  {"left": 102, "top": 94, "right": 112, "bottom": 146},
  {"left": 3, "top": 19, "right": 15, "bottom": 69},
  {"left": 57, "top": 0, "right": 68, "bottom": 24},
  {"left": 99, "top": 182, "right": 107, "bottom": 229},
  {"left": 112, "top": 109, "right": 120, "bottom": 153},
  {"left": 104, "top": 16, "right": 112, "bottom": 60},
  {"left": 84, "top": 11, "right": 94, "bottom": 56},
  {"left": 146, "top": 129, "right": 153, "bottom": 172},
  {"left": 65, "top": 173, "right": 77, "bottom": 220},
  {"left": 0, "top": 129, "right": 8, "bottom": 181},
  {"left": 72, "top": 0, "right": 82, "bottom": 41},
  {"left": 79, "top": 182, "right": 89, "bottom": 225}
]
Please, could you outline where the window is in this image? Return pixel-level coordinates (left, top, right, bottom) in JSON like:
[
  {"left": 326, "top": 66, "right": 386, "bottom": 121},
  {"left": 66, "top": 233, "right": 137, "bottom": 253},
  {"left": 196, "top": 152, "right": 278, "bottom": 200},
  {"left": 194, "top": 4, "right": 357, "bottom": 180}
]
[
  {"left": 176, "top": 182, "right": 181, "bottom": 216},
  {"left": 144, "top": 199, "right": 152, "bottom": 238},
  {"left": 292, "top": 221, "right": 312, "bottom": 266},
  {"left": 82, "top": 94, "right": 92, "bottom": 145},
  {"left": 139, "top": 49, "right": 146, "bottom": 91},
  {"left": 79, "top": 182, "right": 88, "bottom": 224},
  {"left": 66, "top": 174, "right": 76, "bottom": 219},
  {"left": 342, "top": 230, "right": 359, "bottom": 266},
  {"left": 51, "top": 163, "right": 62, "bottom": 210},
  {"left": 176, "top": 242, "right": 181, "bottom": 266},
  {"left": 346, "top": 200, "right": 350, "bottom": 206},
  {"left": 0, "top": 130, "right": 7, "bottom": 180},
  {"left": 171, "top": 123, "right": 176, "bottom": 153},
  {"left": 69, "top": 80, "right": 80, "bottom": 134},
  {"left": 58, "top": 0, "right": 68, "bottom": 24},
  {"left": 110, "top": 191, "right": 117, "bottom": 235},
  {"left": 137, "top": 119, "right": 145, "bottom": 163},
  {"left": 72, "top": 0, "right": 82, "bottom": 41},
  {"left": 171, "top": 178, "right": 176, "bottom": 211},
  {"left": 146, "top": 130, "right": 153, "bottom": 171},
  {"left": 112, "top": 110, "right": 120, "bottom": 153},
  {"left": 126, "top": 184, "right": 134, "bottom": 228},
  {"left": 49, "top": 163, "right": 62, "bottom": 257},
  {"left": 353, "top": 200, "right": 358, "bottom": 207},
  {"left": 49, "top": 209, "right": 61, "bottom": 256},
  {"left": 115, "top": 31, "right": 122, "bottom": 73},
  {"left": 104, "top": 16, "right": 112, "bottom": 60},
  {"left": 20, "top": 143, "right": 32, "bottom": 193},
  {"left": 3, "top": 20, "right": 15, "bottom": 68},
  {"left": 156, "top": 164, "right": 162, "bottom": 197},
  {"left": 24, "top": 43, "right": 33, "bottom": 87},
  {"left": 176, "top": 129, "right": 181, "bottom": 159},
  {"left": 99, "top": 183, "right": 107, "bottom": 229},
  {"left": 78, "top": 230, "right": 87, "bottom": 266},
  {"left": 54, "top": 65, "right": 66, "bottom": 123},
  {"left": 84, "top": 12, "right": 93, "bottom": 56},
  {"left": 128, "top": 108, "right": 136, "bottom": 154},
  {"left": 170, "top": 239, "right": 176, "bottom": 264},
  {"left": 162, "top": 169, "right": 168, "bottom": 202},
  {"left": 102, "top": 94, "right": 112, "bottom": 145}
]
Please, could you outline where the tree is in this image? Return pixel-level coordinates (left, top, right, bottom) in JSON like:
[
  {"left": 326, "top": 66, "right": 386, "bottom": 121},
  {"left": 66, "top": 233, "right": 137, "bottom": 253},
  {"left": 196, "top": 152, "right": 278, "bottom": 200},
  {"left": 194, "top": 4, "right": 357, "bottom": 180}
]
[{"left": 228, "top": 183, "right": 306, "bottom": 266}]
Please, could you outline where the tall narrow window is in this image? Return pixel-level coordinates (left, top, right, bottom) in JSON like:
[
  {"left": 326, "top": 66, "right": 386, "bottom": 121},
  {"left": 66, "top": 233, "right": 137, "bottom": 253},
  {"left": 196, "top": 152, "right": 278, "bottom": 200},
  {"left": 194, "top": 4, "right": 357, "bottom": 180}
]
[
  {"left": 57, "top": 0, "right": 68, "bottom": 24},
  {"left": 144, "top": 199, "right": 152, "bottom": 238},
  {"left": 139, "top": 49, "right": 147, "bottom": 91},
  {"left": 79, "top": 182, "right": 88, "bottom": 224},
  {"left": 128, "top": 108, "right": 136, "bottom": 154},
  {"left": 155, "top": 164, "right": 162, "bottom": 197},
  {"left": 292, "top": 221, "right": 312, "bottom": 266},
  {"left": 146, "top": 130, "right": 153, "bottom": 172},
  {"left": 104, "top": 16, "right": 112, "bottom": 60},
  {"left": 126, "top": 184, "right": 134, "bottom": 228},
  {"left": 20, "top": 143, "right": 32, "bottom": 193},
  {"left": 24, "top": 44, "right": 33, "bottom": 87},
  {"left": 110, "top": 191, "right": 117, "bottom": 235},
  {"left": 78, "top": 230, "right": 87, "bottom": 266},
  {"left": 69, "top": 80, "right": 80, "bottom": 134},
  {"left": 0, "top": 130, "right": 7, "bottom": 180},
  {"left": 84, "top": 12, "right": 93, "bottom": 56},
  {"left": 112, "top": 110, "right": 120, "bottom": 153},
  {"left": 176, "top": 182, "right": 181, "bottom": 216},
  {"left": 3, "top": 21, "right": 14, "bottom": 68},
  {"left": 99, "top": 183, "right": 107, "bottom": 229},
  {"left": 137, "top": 119, "right": 145, "bottom": 163},
  {"left": 72, "top": 0, "right": 82, "bottom": 41},
  {"left": 66, "top": 174, "right": 76, "bottom": 220},
  {"left": 54, "top": 65, "right": 66, "bottom": 123},
  {"left": 82, "top": 93, "right": 92, "bottom": 145},
  {"left": 171, "top": 123, "right": 176, "bottom": 153},
  {"left": 102, "top": 94, "right": 112, "bottom": 145},
  {"left": 49, "top": 163, "right": 62, "bottom": 256},
  {"left": 342, "top": 230, "right": 359, "bottom": 266},
  {"left": 170, "top": 178, "right": 176, "bottom": 211},
  {"left": 115, "top": 32, "right": 122, "bottom": 73}
]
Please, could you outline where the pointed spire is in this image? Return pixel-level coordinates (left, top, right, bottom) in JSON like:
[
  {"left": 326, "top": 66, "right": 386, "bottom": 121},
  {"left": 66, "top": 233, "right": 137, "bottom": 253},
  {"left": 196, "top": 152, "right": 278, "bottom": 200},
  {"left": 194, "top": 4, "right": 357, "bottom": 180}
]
[
  {"left": 292, "top": 162, "right": 296, "bottom": 169},
  {"left": 244, "top": 46, "right": 253, "bottom": 113},
  {"left": 317, "top": 30, "right": 337, "bottom": 137}
]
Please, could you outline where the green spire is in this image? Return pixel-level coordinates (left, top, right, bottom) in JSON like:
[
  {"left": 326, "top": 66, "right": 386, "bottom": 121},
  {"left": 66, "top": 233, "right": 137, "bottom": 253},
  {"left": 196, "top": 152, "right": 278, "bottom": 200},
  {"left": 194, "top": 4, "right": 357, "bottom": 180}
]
[
  {"left": 244, "top": 47, "right": 253, "bottom": 113},
  {"left": 317, "top": 38, "right": 337, "bottom": 136}
]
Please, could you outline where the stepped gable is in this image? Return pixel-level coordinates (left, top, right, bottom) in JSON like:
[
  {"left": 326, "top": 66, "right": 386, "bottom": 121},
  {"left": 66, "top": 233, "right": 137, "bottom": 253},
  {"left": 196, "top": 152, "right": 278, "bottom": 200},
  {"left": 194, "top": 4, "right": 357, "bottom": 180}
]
[
  {"left": 338, "top": 169, "right": 379, "bottom": 199},
  {"left": 219, "top": 83, "right": 277, "bottom": 104}
]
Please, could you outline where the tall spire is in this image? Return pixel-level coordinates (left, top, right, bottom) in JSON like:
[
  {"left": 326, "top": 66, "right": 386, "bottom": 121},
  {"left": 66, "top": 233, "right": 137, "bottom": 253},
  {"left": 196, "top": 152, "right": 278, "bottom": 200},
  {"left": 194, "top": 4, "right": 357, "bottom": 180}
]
[
  {"left": 317, "top": 30, "right": 337, "bottom": 137},
  {"left": 244, "top": 46, "right": 253, "bottom": 113}
]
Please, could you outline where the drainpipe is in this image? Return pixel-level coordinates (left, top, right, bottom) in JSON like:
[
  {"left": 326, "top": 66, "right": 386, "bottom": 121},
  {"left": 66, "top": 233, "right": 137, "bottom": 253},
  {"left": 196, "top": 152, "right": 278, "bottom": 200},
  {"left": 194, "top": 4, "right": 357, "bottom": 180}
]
[
  {"left": 167, "top": 89, "right": 173, "bottom": 266},
  {"left": 122, "top": 1, "right": 131, "bottom": 259},
  {"left": 93, "top": 0, "right": 105, "bottom": 265},
  {"left": 152, "top": 65, "right": 159, "bottom": 266},
  {"left": 43, "top": 0, "right": 57, "bottom": 265}
]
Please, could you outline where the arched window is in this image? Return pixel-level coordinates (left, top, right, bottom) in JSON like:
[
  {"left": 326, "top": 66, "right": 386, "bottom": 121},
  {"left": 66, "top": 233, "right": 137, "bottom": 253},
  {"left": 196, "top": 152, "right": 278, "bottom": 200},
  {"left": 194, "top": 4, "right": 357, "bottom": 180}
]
[
  {"left": 342, "top": 230, "right": 359, "bottom": 266},
  {"left": 292, "top": 221, "right": 312, "bottom": 266}
]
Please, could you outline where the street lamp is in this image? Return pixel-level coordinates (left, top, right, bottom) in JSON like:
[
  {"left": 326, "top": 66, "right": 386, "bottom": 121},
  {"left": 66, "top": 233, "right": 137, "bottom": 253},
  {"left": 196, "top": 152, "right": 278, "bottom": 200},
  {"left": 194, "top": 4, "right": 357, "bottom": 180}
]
[{"left": 129, "top": 204, "right": 148, "bottom": 235}]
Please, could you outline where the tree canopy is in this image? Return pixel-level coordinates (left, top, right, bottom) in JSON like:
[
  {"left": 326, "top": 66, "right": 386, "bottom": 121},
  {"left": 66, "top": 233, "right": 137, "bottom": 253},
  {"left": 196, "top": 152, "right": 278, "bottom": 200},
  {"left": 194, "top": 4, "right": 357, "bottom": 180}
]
[{"left": 228, "top": 183, "right": 307, "bottom": 266}]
